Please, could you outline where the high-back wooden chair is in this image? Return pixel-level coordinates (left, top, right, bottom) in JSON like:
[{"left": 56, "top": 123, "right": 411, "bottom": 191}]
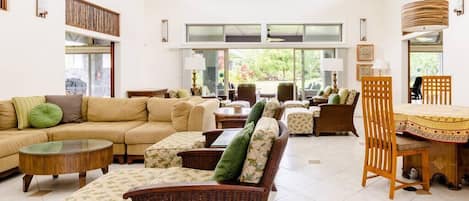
[
  {"left": 361, "top": 76, "right": 430, "bottom": 199},
  {"left": 422, "top": 76, "right": 451, "bottom": 105}
]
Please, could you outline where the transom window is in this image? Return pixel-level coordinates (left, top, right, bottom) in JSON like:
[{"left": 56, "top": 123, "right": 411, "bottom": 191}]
[{"left": 186, "top": 24, "right": 261, "bottom": 42}]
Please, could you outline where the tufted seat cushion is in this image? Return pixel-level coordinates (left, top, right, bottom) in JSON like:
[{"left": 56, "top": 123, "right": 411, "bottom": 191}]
[
  {"left": 65, "top": 167, "right": 214, "bottom": 201},
  {"left": 144, "top": 132, "right": 205, "bottom": 168}
]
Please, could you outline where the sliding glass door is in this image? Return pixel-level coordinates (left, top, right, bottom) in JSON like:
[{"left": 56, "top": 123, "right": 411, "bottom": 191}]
[
  {"left": 294, "top": 49, "right": 335, "bottom": 99},
  {"left": 193, "top": 49, "right": 227, "bottom": 96}
]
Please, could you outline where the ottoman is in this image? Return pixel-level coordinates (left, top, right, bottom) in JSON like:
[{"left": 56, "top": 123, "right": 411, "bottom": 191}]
[
  {"left": 144, "top": 132, "right": 205, "bottom": 168},
  {"left": 286, "top": 108, "right": 314, "bottom": 135}
]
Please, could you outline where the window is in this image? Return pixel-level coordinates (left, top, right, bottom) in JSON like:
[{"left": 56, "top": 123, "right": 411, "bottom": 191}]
[
  {"left": 193, "top": 50, "right": 226, "bottom": 96},
  {"left": 304, "top": 24, "right": 342, "bottom": 42},
  {"left": 0, "top": 0, "right": 7, "bottom": 10},
  {"left": 65, "top": 32, "right": 114, "bottom": 97},
  {"left": 186, "top": 24, "right": 261, "bottom": 42},
  {"left": 267, "top": 25, "right": 304, "bottom": 42},
  {"left": 187, "top": 25, "right": 224, "bottom": 42}
]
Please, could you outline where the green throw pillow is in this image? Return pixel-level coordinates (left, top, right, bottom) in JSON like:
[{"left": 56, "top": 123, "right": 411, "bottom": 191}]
[
  {"left": 246, "top": 100, "right": 265, "bottom": 126},
  {"left": 29, "top": 103, "right": 63, "bottom": 128},
  {"left": 213, "top": 123, "right": 255, "bottom": 182},
  {"left": 328, "top": 94, "right": 341, "bottom": 104}
]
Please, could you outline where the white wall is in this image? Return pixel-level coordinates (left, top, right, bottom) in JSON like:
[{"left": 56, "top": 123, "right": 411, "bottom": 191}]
[
  {"left": 143, "top": 0, "right": 391, "bottom": 92},
  {"left": 443, "top": 5, "right": 469, "bottom": 106},
  {"left": 0, "top": 1, "right": 65, "bottom": 99},
  {"left": 0, "top": 0, "right": 146, "bottom": 99}
]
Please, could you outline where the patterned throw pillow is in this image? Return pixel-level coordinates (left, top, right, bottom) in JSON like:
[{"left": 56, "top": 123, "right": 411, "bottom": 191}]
[
  {"left": 262, "top": 99, "right": 281, "bottom": 118},
  {"left": 12, "top": 96, "right": 45, "bottom": 129},
  {"left": 323, "top": 86, "right": 333, "bottom": 97},
  {"left": 239, "top": 117, "right": 278, "bottom": 184},
  {"left": 346, "top": 90, "right": 358, "bottom": 105}
]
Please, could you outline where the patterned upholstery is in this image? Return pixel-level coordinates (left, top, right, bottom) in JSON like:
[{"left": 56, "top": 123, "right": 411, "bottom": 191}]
[
  {"left": 65, "top": 167, "right": 214, "bottom": 201},
  {"left": 239, "top": 117, "right": 278, "bottom": 184},
  {"left": 287, "top": 111, "right": 313, "bottom": 134},
  {"left": 144, "top": 132, "right": 205, "bottom": 168},
  {"left": 283, "top": 100, "right": 309, "bottom": 108},
  {"left": 346, "top": 90, "right": 358, "bottom": 105},
  {"left": 262, "top": 99, "right": 281, "bottom": 118}
]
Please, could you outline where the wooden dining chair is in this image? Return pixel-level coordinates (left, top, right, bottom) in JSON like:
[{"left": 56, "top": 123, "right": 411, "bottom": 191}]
[
  {"left": 422, "top": 75, "right": 451, "bottom": 105},
  {"left": 361, "top": 76, "right": 430, "bottom": 199}
]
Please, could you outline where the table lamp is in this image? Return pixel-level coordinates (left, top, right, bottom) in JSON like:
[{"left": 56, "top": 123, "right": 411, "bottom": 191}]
[
  {"left": 372, "top": 59, "right": 389, "bottom": 76},
  {"left": 321, "top": 58, "right": 343, "bottom": 93},
  {"left": 184, "top": 54, "right": 206, "bottom": 95}
]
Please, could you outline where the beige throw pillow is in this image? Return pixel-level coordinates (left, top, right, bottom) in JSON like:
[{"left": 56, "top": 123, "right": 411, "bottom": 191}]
[
  {"left": 0, "top": 100, "right": 18, "bottom": 130},
  {"left": 171, "top": 101, "right": 194, "bottom": 131}
]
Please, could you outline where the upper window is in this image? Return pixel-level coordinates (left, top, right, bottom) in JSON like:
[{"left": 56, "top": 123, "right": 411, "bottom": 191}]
[
  {"left": 0, "top": 0, "right": 7, "bottom": 10},
  {"left": 186, "top": 24, "right": 261, "bottom": 42},
  {"left": 268, "top": 24, "right": 343, "bottom": 42}
]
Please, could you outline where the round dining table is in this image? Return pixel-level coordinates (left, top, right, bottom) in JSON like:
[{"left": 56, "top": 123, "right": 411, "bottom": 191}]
[{"left": 394, "top": 104, "right": 469, "bottom": 190}]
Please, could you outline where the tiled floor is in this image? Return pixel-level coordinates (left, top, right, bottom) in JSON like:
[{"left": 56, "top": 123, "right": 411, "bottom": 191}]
[{"left": 1, "top": 118, "right": 469, "bottom": 201}]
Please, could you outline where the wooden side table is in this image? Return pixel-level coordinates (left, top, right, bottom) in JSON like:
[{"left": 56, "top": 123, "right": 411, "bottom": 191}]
[
  {"left": 127, "top": 89, "right": 168, "bottom": 98},
  {"left": 214, "top": 107, "right": 251, "bottom": 129}
]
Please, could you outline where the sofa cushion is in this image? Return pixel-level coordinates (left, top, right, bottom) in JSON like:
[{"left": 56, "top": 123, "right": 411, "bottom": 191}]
[
  {"left": 0, "top": 101, "right": 17, "bottom": 130},
  {"left": 29, "top": 103, "right": 63, "bottom": 128},
  {"left": 338, "top": 89, "right": 350, "bottom": 104},
  {"left": 214, "top": 122, "right": 254, "bottom": 182},
  {"left": 262, "top": 99, "right": 281, "bottom": 118},
  {"left": 12, "top": 96, "right": 46, "bottom": 129},
  {"left": 246, "top": 100, "right": 266, "bottom": 126},
  {"left": 47, "top": 121, "right": 144, "bottom": 143},
  {"left": 81, "top": 96, "right": 89, "bottom": 121},
  {"left": 239, "top": 117, "right": 278, "bottom": 184},
  {"left": 0, "top": 130, "right": 48, "bottom": 157},
  {"left": 65, "top": 168, "right": 213, "bottom": 201},
  {"left": 148, "top": 98, "right": 189, "bottom": 122},
  {"left": 171, "top": 101, "right": 194, "bottom": 131},
  {"left": 177, "top": 89, "right": 191, "bottom": 98},
  {"left": 125, "top": 122, "right": 176, "bottom": 145},
  {"left": 46, "top": 95, "right": 83, "bottom": 123},
  {"left": 346, "top": 90, "right": 358, "bottom": 105},
  {"left": 87, "top": 97, "right": 148, "bottom": 122}
]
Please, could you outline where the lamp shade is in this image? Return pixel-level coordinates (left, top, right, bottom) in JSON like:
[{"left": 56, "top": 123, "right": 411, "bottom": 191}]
[
  {"left": 402, "top": 0, "right": 448, "bottom": 33},
  {"left": 372, "top": 59, "right": 389, "bottom": 70},
  {"left": 321, "top": 58, "right": 344, "bottom": 72},
  {"left": 184, "top": 54, "right": 206, "bottom": 70}
]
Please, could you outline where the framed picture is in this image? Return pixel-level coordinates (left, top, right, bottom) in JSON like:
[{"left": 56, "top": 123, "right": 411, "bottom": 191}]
[
  {"left": 357, "top": 44, "right": 374, "bottom": 61},
  {"left": 356, "top": 64, "right": 374, "bottom": 81}
]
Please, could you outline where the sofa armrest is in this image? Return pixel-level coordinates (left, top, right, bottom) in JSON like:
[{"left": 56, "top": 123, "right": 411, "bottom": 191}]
[
  {"left": 188, "top": 99, "right": 220, "bottom": 131},
  {"left": 203, "top": 129, "right": 224, "bottom": 148},
  {"left": 177, "top": 148, "right": 224, "bottom": 170},
  {"left": 123, "top": 181, "right": 265, "bottom": 201}
]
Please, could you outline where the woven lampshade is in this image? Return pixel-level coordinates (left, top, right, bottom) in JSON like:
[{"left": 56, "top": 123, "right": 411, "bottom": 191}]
[{"left": 402, "top": 0, "right": 448, "bottom": 33}]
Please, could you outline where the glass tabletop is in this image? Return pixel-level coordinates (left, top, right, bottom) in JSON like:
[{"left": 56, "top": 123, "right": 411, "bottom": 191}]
[
  {"left": 19, "top": 139, "right": 113, "bottom": 155},
  {"left": 211, "top": 128, "right": 242, "bottom": 148}
]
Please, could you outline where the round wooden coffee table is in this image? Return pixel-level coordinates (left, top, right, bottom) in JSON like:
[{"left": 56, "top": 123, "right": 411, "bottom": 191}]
[{"left": 19, "top": 139, "right": 113, "bottom": 192}]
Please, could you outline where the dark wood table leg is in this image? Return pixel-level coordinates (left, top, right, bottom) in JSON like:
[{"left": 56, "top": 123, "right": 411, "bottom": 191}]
[
  {"left": 23, "top": 174, "right": 33, "bottom": 192},
  {"left": 53, "top": 175, "right": 59, "bottom": 179},
  {"left": 101, "top": 166, "right": 109, "bottom": 174},
  {"left": 79, "top": 172, "right": 86, "bottom": 188}
]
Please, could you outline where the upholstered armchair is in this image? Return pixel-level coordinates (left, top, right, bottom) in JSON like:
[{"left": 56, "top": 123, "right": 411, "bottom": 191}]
[
  {"left": 235, "top": 83, "right": 257, "bottom": 106},
  {"left": 123, "top": 122, "right": 289, "bottom": 201},
  {"left": 313, "top": 91, "right": 360, "bottom": 137}
]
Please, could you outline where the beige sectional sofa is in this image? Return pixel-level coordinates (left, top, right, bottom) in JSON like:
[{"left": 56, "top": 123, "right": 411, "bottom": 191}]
[{"left": 0, "top": 96, "right": 219, "bottom": 175}]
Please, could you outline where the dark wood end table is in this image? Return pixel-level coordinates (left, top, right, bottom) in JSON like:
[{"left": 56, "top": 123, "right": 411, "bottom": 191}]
[{"left": 214, "top": 107, "right": 251, "bottom": 129}]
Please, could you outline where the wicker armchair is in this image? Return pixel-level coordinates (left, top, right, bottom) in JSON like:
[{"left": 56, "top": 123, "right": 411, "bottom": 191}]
[
  {"left": 123, "top": 121, "right": 289, "bottom": 201},
  {"left": 313, "top": 92, "right": 360, "bottom": 137}
]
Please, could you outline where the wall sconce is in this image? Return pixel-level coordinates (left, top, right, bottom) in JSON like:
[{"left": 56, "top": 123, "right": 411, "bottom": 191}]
[
  {"left": 360, "top": 18, "right": 367, "bottom": 41},
  {"left": 453, "top": 0, "right": 465, "bottom": 16},
  {"left": 36, "top": 0, "right": 48, "bottom": 18},
  {"left": 161, "top": 19, "right": 169, "bottom": 42}
]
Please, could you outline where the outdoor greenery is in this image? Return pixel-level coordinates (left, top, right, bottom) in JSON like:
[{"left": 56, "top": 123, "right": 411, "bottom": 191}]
[{"left": 410, "top": 52, "right": 443, "bottom": 85}]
